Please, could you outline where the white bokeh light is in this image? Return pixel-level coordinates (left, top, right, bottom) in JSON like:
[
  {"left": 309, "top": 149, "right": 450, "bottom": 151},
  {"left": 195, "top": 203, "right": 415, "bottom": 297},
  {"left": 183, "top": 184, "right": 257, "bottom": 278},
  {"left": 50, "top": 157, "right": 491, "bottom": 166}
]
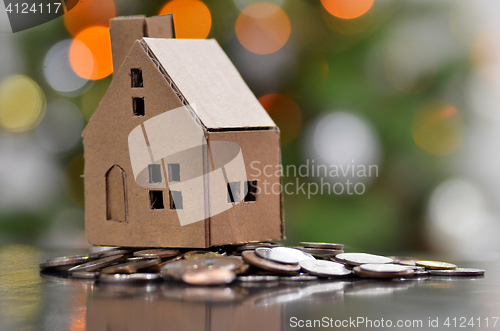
[
  {"left": 303, "top": 111, "right": 381, "bottom": 187},
  {"left": 0, "top": 134, "right": 60, "bottom": 211},
  {"left": 426, "top": 178, "right": 500, "bottom": 257},
  {"left": 43, "top": 40, "right": 93, "bottom": 96},
  {"left": 384, "top": 14, "right": 464, "bottom": 93}
]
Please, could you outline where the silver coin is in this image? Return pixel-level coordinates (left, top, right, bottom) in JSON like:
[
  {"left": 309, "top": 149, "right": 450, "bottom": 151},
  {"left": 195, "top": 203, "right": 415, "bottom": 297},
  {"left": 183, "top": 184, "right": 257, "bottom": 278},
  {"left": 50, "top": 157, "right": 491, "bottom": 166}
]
[
  {"left": 235, "top": 242, "right": 280, "bottom": 251},
  {"left": 99, "top": 273, "right": 161, "bottom": 283},
  {"left": 360, "top": 264, "right": 413, "bottom": 273},
  {"left": 353, "top": 266, "right": 414, "bottom": 278},
  {"left": 71, "top": 271, "right": 99, "bottom": 279},
  {"left": 299, "top": 259, "right": 352, "bottom": 277},
  {"left": 408, "top": 266, "right": 426, "bottom": 271},
  {"left": 299, "top": 242, "right": 344, "bottom": 250},
  {"left": 255, "top": 247, "right": 299, "bottom": 265},
  {"left": 68, "top": 254, "right": 125, "bottom": 273},
  {"left": 39, "top": 255, "right": 91, "bottom": 269},
  {"left": 133, "top": 249, "right": 180, "bottom": 259},
  {"left": 429, "top": 268, "right": 485, "bottom": 276},
  {"left": 272, "top": 247, "right": 315, "bottom": 262},
  {"left": 126, "top": 256, "right": 150, "bottom": 262},
  {"left": 237, "top": 275, "right": 280, "bottom": 282},
  {"left": 296, "top": 247, "right": 344, "bottom": 256},
  {"left": 242, "top": 251, "right": 301, "bottom": 274},
  {"left": 89, "top": 247, "right": 136, "bottom": 259},
  {"left": 336, "top": 253, "right": 393, "bottom": 265},
  {"left": 413, "top": 270, "right": 429, "bottom": 276},
  {"left": 279, "top": 275, "right": 318, "bottom": 282}
]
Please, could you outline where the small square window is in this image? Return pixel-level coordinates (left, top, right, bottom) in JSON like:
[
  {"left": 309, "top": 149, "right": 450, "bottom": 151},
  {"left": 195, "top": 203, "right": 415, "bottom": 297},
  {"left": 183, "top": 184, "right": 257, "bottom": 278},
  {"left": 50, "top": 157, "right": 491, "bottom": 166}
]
[
  {"left": 148, "top": 164, "right": 162, "bottom": 184},
  {"left": 227, "top": 182, "right": 241, "bottom": 203},
  {"left": 149, "top": 190, "right": 164, "bottom": 209},
  {"left": 244, "top": 180, "right": 258, "bottom": 202},
  {"left": 131, "top": 68, "right": 143, "bottom": 87},
  {"left": 133, "top": 97, "right": 145, "bottom": 116},
  {"left": 168, "top": 163, "right": 180, "bottom": 182},
  {"left": 170, "top": 190, "right": 183, "bottom": 210}
]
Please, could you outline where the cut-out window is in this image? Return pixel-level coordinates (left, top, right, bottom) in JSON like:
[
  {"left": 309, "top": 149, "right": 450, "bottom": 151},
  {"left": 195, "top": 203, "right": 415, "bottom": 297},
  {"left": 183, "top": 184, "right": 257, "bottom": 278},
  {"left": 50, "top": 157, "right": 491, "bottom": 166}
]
[
  {"left": 227, "top": 182, "right": 241, "bottom": 203},
  {"left": 168, "top": 163, "right": 180, "bottom": 182},
  {"left": 148, "top": 164, "right": 162, "bottom": 184},
  {"left": 133, "top": 97, "right": 145, "bottom": 116},
  {"left": 131, "top": 68, "right": 143, "bottom": 87},
  {"left": 170, "top": 190, "right": 183, "bottom": 210},
  {"left": 149, "top": 190, "right": 164, "bottom": 209},
  {"left": 106, "top": 165, "right": 127, "bottom": 222},
  {"left": 244, "top": 180, "right": 258, "bottom": 202}
]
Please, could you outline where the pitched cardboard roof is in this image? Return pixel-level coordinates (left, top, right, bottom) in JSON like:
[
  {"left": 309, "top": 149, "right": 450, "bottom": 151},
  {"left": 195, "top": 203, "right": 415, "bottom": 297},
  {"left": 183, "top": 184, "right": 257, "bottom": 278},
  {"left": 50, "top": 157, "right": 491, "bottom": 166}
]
[{"left": 142, "top": 38, "right": 276, "bottom": 130}]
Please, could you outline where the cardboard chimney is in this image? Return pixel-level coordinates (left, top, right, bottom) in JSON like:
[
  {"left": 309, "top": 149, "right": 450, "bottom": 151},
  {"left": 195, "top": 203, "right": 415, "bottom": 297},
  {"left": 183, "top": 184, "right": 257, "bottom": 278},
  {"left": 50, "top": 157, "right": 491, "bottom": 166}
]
[{"left": 82, "top": 15, "right": 284, "bottom": 248}]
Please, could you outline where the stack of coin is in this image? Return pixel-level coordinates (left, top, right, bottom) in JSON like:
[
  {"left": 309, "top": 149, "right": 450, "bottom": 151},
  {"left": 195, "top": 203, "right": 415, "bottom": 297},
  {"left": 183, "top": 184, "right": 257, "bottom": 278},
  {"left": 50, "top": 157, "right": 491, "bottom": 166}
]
[
  {"left": 298, "top": 242, "right": 344, "bottom": 257},
  {"left": 353, "top": 264, "right": 414, "bottom": 278},
  {"left": 39, "top": 242, "right": 485, "bottom": 286}
]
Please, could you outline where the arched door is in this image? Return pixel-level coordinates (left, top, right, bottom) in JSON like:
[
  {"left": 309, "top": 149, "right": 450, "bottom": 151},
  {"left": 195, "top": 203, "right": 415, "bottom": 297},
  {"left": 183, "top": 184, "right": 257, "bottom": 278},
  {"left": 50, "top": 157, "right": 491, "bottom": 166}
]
[{"left": 106, "top": 165, "right": 127, "bottom": 222}]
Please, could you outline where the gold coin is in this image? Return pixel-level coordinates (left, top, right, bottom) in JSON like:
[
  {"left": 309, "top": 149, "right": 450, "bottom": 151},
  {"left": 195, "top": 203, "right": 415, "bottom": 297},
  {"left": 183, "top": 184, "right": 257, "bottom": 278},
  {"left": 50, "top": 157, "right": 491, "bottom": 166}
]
[
  {"left": 145, "top": 255, "right": 183, "bottom": 272},
  {"left": 415, "top": 260, "right": 457, "bottom": 270},
  {"left": 67, "top": 254, "right": 125, "bottom": 273},
  {"left": 100, "top": 257, "right": 160, "bottom": 274},
  {"left": 183, "top": 251, "right": 221, "bottom": 260},
  {"left": 389, "top": 256, "right": 420, "bottom": 266}
]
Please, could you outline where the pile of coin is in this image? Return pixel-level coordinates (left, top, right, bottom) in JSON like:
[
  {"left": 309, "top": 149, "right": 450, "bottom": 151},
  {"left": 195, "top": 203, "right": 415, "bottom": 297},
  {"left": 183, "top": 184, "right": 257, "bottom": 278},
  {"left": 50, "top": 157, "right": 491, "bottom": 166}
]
[{"left": 39, "top": 242, "right": 485, "bottom": 286}]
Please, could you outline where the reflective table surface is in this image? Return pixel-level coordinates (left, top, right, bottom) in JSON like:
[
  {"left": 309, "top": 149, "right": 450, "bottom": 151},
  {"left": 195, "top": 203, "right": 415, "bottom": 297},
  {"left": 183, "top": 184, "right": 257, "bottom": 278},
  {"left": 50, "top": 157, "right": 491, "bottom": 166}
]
[{"left": 1, "top": 245, "right": 499, "bottom": 331}]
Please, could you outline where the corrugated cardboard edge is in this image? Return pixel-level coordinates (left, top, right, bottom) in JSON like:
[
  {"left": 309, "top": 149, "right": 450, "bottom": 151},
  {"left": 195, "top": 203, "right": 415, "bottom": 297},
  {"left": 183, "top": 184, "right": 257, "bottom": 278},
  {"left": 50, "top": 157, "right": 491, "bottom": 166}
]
[{"left": 278, "top": 130, "right": 285, "bottom": 240}]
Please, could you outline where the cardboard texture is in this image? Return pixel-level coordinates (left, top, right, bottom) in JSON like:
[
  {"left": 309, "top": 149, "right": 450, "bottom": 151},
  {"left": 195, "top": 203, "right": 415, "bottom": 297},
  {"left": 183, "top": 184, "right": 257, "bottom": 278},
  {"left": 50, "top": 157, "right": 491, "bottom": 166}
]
[
  {"left": 83, "top": 15, "right": 284, "bottom": 248},
  {"left": 110, "top": 15, "right": 175, "bottom": 73}
]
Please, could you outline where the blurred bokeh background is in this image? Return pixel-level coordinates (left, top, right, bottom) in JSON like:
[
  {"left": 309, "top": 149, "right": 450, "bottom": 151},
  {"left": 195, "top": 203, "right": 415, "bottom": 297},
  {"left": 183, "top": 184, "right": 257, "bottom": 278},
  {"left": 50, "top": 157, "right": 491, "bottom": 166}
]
[{"left": 1, "top": 0, "right": 499, "bottom": 258}]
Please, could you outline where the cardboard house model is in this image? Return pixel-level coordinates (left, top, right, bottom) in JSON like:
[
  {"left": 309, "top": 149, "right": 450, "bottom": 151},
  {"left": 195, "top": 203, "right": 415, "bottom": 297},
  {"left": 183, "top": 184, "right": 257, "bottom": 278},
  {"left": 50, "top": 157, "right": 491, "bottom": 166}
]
[{"left": 82, "top": 15, "right": 284, "bottom": 248}]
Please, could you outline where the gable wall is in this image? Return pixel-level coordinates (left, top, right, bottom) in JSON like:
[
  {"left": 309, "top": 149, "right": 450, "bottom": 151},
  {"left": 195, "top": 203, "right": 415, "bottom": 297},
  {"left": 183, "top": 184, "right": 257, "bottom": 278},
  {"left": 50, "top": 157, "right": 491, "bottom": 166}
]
[{"left": 83, "top": 42, "right": 207, "bottom": 248}]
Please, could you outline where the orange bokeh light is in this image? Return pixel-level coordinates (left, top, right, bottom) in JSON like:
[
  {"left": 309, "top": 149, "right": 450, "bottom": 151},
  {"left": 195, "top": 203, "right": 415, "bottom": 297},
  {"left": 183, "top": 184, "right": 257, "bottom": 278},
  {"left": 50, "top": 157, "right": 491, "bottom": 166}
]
[
  {"left": 259, "top": 93, "right": 302, "bottom": 145},
  {"left": 158, "top": 0, "right": 212, "bottom": 39},
  {"left": 321, "top": 7, "right": 373, "bottom": 35},
  {"left": 64, "top": 0, "right": 116, "bottom": 36},
  {"left": 236, "top": 3, "right": 291, "bottom": 55},
  {"left": 321, "top": 0, "right": 374, "bottom": 19},
  {"left": 70, "top": 26, "right": 113, "bottom": 80}
]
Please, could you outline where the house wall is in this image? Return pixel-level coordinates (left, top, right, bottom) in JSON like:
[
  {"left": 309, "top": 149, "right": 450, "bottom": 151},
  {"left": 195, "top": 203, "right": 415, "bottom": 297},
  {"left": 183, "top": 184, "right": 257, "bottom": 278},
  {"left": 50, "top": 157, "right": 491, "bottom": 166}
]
[
  {"left": 83, "top": 42, "right": 208, "bottom": 248},
  {"left": 207, "top": 129, "right": 284, "bottom": 246}
]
